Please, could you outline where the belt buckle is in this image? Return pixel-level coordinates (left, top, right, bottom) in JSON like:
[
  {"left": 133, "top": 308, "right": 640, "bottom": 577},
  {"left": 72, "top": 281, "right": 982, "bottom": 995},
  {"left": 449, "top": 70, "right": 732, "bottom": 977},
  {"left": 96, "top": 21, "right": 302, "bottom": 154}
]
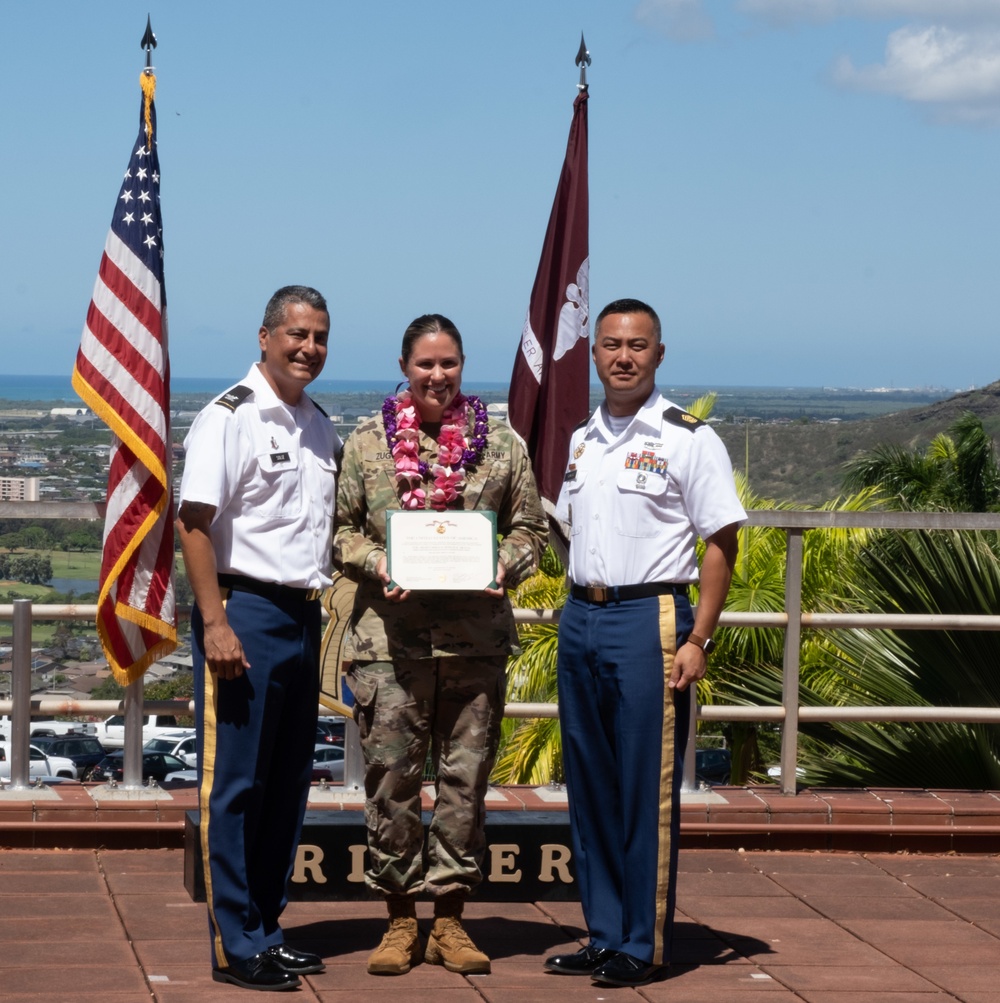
[{"left": 589, "top": 585, "right": 608, "bottom": 603}]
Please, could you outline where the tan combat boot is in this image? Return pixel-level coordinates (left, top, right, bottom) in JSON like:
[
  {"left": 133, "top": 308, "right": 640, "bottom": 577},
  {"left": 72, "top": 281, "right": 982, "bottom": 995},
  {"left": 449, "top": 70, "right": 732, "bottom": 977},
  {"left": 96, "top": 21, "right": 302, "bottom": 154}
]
[
  {"left": 367, "top": 897, "right": 421, "bottom": 975},
  {"left": 424, "top": 897, "right": 491, "bottom": 974}
]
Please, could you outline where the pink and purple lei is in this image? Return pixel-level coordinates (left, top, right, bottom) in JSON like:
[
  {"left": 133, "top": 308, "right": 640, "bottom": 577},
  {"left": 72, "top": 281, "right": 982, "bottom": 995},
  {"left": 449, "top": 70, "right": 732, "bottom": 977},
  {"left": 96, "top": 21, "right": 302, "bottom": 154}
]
[{"left": 381, "top": 389, "right": 489, "bottom": 511}]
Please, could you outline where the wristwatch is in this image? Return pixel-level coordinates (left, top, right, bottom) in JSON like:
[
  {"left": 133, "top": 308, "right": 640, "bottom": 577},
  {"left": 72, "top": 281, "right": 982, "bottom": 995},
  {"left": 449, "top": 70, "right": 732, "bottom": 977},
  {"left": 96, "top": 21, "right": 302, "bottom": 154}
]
[{"left": 687, "top": 633, "right": 716, "bottom": 655}]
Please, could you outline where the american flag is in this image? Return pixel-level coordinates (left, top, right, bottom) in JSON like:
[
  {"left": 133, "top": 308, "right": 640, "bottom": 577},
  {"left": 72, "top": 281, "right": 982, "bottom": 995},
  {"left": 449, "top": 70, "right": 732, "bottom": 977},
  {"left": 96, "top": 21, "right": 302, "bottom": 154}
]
[
  {"left": 72, "top": 73, "right": 177, "bottom": 685},
  {"left": 508, "top": 88, "right": 590, "bottom": 515}
]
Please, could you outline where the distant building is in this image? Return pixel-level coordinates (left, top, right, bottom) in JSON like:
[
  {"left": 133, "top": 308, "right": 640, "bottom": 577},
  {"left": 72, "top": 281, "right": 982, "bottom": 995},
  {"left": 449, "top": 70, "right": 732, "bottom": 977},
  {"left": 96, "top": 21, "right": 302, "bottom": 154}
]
[
  {"left": 0, "top": 476, "right": 40, "bottom": 501},
  {"left": 50, "top": 406, "right": 92, "bottom": 418}
]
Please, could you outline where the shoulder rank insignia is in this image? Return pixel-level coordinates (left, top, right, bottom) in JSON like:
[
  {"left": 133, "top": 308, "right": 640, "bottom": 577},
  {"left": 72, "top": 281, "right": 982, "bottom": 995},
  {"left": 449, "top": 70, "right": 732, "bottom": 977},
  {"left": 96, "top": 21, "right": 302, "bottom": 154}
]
[
  {"left": 215, "top": 384, "right": 253, "bottom": 413},
  {"left": 663, "top": 406, "right": 704, "bottom": 432}
]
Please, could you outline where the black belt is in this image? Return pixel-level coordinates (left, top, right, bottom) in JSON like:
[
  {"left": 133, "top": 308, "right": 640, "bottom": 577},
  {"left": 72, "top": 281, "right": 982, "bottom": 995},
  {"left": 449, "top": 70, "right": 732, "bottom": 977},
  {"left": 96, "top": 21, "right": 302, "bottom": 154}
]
[
  {"left": 218, "top": 573, "right": 322, "bottom": 603},
  {"left": 570, "top": 582, "right": 689, "bottom": 603}
]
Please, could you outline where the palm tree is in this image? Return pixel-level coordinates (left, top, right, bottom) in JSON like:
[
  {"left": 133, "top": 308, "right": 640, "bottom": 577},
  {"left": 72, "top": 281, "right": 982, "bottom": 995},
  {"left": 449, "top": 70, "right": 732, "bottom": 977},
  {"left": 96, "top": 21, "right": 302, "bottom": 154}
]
[
  {"left": 701, "top": 479, "right": 882, "bottom": 781},
  {"left": 844, "top": 411, "right": 1000, "bottom": 512},
  {"left": 737, "top": 529, "right": 1000, "bottom": 788},
  {"left": 766, "top": 412, "right": 1000, "bottom": 785},
  {"left": 492, "top": 546, "right": 567, "bottom": 785}
]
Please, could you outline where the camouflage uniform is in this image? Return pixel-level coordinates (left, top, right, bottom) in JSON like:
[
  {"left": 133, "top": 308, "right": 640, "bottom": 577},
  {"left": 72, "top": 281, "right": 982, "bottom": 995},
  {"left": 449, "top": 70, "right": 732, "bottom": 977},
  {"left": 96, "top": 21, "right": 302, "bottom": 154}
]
[{"left": 334, "top": 414, "right": 546, "bottom": 898}]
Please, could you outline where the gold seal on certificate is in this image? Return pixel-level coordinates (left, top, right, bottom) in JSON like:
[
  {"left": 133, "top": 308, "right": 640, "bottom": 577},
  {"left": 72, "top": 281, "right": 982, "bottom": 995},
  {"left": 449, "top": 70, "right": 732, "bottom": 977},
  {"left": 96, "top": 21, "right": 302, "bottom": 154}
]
[{"left": 386, "top": 510, "right": 498, "bottom": 591}]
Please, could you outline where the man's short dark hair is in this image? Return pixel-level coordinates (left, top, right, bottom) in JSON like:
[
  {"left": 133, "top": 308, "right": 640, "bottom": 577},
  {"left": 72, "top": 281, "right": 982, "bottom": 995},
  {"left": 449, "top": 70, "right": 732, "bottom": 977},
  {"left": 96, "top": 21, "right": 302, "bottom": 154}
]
[
  {"left": 261, "top": 285, "right": 328, "bottom": 332},
  {"left": 595, "top": 298, "right": 661, "bottom": 342}
]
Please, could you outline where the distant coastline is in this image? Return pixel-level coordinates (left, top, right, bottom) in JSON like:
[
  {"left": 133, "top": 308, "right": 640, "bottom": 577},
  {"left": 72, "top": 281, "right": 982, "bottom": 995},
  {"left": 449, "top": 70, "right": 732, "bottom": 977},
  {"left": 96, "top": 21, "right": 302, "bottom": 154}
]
[
  {"left": 0, "top": 374, "right": 966, "bottom": 403},
  {"left": 0, "top": 374, "right": 413, "bottom": 402}
]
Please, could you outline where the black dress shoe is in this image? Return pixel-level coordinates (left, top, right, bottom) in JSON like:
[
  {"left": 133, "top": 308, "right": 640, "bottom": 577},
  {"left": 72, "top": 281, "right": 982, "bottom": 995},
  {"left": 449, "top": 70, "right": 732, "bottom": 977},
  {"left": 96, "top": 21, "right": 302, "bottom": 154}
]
[
  {"left": 544, "top": 944, "right": 620, "bottom": 975},
  {"left": 266, "top": 943, "right": 326, "bottom": 974},
  {"left": 591, "top": 951, "right": 665, "bottom": 987},
  {"left": 212, "top": 952, "right": 302, "bottom": 991}
]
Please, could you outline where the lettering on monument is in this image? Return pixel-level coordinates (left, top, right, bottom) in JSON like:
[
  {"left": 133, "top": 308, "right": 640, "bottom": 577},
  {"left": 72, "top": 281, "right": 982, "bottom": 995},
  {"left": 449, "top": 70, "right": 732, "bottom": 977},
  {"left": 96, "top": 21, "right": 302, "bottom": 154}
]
[
  {"left": 539, "top": 843, "right": 573, "bottom": 883},
  {"left": 291, "top": 844, "right": 328, "bottom": 885},
  {"left": 290, "top": 840, "right": 576, "bottom": 887},
  {"left": 488, "top": 844, "right": 522, "bottom": 883}
]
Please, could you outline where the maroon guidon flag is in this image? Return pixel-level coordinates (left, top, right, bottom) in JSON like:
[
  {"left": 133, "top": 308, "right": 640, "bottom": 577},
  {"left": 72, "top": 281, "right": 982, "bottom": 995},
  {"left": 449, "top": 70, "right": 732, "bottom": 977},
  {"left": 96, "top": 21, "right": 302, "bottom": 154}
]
[
  {"left": 508, "top": 88, "right": 590, "bottom": 513},
  {"left": 72, "top": 68, "right": 177, "bottom": 685}
]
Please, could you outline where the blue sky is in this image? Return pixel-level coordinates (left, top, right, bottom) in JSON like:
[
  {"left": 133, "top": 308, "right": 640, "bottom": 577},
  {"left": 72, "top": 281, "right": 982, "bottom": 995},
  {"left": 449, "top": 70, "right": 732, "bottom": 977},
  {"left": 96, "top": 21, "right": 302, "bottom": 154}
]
[{"left": 1, "top": 1, "right": 997, "bottom": 390}]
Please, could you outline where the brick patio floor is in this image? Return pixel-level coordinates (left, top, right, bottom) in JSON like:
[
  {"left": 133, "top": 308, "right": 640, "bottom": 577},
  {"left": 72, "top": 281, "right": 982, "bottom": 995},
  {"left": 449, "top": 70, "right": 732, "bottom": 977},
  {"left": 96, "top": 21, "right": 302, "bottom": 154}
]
[{"left": 1, "top": 783, "right": 999, "bottom": 1001}]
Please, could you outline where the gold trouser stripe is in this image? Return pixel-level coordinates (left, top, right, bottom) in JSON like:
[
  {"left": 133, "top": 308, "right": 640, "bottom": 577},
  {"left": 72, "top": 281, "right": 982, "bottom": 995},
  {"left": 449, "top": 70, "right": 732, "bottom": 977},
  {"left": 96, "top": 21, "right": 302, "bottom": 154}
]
[
  {"left": 653, "top": 594, "right": 678, "bottom": 967},
  {"left": 199, "top": 587, "right": 228, "bottom": 969}
]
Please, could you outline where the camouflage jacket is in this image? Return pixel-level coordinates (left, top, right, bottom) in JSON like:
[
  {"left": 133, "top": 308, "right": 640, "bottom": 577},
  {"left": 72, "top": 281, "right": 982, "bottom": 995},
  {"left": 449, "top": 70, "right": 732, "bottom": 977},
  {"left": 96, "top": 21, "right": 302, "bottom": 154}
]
[{"left": 333, "top": 414, "right": 547, "bottom": 661}]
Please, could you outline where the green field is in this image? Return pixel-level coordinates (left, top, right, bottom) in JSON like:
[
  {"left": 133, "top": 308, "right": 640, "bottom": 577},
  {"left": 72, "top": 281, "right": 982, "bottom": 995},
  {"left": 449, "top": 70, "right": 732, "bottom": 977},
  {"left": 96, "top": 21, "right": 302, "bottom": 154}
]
[
  {"left": 1, "top": 550, "right": 101, "bottom": 603},
  {"left": 42, "top": 549, "right": 103, "bottom": 578},
  {"left": 5, "top": 550, "right": 187, "bottom": 583},
  {"left": 0, "top": 581, "right": 53, "bottom": 601}
]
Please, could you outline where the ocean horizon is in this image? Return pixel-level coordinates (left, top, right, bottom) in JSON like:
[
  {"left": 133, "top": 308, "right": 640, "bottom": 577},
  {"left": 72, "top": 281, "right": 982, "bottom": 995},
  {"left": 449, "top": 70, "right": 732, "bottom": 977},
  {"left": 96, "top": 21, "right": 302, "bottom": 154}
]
[
  {"left": 0, "top": 374, "right": 963, "bottom": 404},
  {"left": 0, "top": 374, "right": 511, "bottom": 402}
]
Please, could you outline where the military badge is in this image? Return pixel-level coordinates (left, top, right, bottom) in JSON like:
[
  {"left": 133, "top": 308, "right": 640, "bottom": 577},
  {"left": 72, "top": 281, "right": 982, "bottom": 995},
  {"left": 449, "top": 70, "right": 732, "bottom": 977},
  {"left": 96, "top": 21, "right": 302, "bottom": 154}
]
[
  {"left": 664, "top": 406, "right": 705, "bottom": 431},
  {"left": 624, "top": 449, "right": 668, "bottom": 477}
]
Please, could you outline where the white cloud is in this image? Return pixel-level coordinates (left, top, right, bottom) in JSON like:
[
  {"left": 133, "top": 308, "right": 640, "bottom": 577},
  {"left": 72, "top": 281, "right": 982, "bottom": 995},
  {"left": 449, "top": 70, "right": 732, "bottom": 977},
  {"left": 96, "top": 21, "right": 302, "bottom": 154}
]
[
  {"left": 737, "top": 1, "right": 1000, "bottom": 26},
  {"left": 732, "top": 0, "right": 1000, "bottom": 124},
  {"left": 834, "top": 25, "right": 1000, "bottom": 124},
  {"left": 635, "top": 0, "right": 716, "bottom": 42},
  {"left": 634, "top": 0, "right": 1000, "bottom": 124}
]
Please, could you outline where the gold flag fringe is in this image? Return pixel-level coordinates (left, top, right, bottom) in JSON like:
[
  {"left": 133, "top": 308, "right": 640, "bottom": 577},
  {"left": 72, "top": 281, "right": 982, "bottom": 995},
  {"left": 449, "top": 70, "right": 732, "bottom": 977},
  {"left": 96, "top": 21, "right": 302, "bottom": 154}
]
[{"left": 140, "top": 71, "right": 156, "bottom": 148}]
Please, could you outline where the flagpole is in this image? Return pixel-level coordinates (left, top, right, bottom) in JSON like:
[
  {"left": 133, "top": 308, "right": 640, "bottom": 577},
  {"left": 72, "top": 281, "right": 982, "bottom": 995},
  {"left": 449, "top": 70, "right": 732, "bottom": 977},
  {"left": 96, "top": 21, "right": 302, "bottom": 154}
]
[
  {"left": 73, "top": 17, "right": 176, "bottom": 788},
  {"left": 576, "top": 32, "right": 591, "bottom": 91},
  {"left": 121, "top": 17, "right": 161, "bottom": 789}
]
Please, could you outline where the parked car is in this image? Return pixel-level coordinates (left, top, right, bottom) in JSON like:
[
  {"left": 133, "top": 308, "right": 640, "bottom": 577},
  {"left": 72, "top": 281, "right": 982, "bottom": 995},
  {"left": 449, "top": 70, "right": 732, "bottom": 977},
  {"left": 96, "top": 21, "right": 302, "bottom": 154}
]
[
  {"left": 0, "top": 741, "right": 79, "bottom": 781},
  {"left": 694, "top": 748, "right": 731, "bottom": 786},
  {"left": 766, "top": 765, "right": 806, "bottom": 782},
  {"left": 24, "top": 717, "right": 97, "bottom": 738},
  {"left": 143, "top": 731, "right": 197, "bottom": 768},
  {"left": 88, "top": 751, "right": 197, "bottom": 784},
  {"left": 93, "top": 714, "right": 187, "bottom": 749},
  {"left": 311, "top": 744, "right": 345, "bottom": 782},
  {"left": 0, "top": 715, "right": 96, "bottom": 740},
  {"left": 29, "top": 735, "right": 107, "bottom": 774},
  {"left": 316, "top": 716, "right": 346, "bottom": 746}
]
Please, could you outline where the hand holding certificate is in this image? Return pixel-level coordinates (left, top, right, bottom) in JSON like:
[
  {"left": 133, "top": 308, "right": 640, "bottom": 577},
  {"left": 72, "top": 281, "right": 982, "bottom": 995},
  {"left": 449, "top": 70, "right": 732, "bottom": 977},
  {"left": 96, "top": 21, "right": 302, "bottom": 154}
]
[{"left": 386, "top": 510, "right": 498, "bottom": 591}]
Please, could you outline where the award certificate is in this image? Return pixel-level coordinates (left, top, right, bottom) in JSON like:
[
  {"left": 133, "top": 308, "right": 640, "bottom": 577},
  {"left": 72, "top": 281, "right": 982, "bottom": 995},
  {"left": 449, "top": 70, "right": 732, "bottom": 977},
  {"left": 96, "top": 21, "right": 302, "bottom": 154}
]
[{"left": 386, "top": 510, "right": 498, "bottom": 591}]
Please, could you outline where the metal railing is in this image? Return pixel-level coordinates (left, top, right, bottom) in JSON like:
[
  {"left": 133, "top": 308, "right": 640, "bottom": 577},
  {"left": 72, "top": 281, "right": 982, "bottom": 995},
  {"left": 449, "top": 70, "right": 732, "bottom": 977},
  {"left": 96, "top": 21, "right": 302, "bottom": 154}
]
[{"left": 3, "top": 504, "right": 1000, "bottom": 794}]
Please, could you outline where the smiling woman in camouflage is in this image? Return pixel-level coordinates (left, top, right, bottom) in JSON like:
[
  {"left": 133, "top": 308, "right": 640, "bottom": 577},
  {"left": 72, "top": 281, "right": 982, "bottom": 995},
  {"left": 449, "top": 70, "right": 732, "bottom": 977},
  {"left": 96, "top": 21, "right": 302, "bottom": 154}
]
[{"left": 333, "top": 313, "right": 547, "bottom": 976}]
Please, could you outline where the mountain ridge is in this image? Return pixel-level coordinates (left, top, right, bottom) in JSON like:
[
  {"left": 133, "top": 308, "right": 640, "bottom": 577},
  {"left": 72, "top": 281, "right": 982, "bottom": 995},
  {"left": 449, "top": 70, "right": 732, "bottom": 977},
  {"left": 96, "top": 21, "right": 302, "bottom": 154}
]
[{"left": 714, "top": 379, "right": 1000, "bottom": 505}]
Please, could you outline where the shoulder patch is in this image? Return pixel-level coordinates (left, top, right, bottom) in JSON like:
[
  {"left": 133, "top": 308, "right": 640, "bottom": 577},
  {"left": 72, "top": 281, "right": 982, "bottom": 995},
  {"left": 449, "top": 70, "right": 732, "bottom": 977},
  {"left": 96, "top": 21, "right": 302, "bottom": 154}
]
[
  {"left": 215, "top": 384, "right": 253, "bottom": 413},
  {"left": 663, "top": 406, "right": 704, "bottom": 432}
]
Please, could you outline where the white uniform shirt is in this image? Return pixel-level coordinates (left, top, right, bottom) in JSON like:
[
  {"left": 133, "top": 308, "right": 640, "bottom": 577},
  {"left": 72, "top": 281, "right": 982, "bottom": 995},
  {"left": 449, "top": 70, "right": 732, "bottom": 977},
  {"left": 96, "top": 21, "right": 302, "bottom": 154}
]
[
  {"left": 180, "top": 363, "right": 341, "bottom": 589},
  {"left": 555, "top": 391, "right": 746, "bottom": 587}
]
